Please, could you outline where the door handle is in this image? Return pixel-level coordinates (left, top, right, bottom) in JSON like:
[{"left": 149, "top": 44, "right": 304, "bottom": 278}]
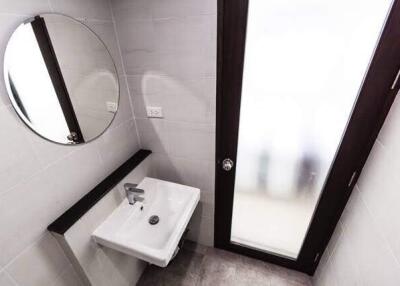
[{"left": 222, "top": 158, "right": 234, "bottom": 171}]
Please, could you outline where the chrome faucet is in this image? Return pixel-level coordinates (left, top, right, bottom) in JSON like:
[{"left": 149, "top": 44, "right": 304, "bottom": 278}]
[{"left": 124, "top": 183, "right": 145, "bottom": 205}]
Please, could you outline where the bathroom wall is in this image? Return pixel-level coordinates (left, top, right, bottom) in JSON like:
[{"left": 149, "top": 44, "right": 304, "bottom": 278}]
[
  {"left": 0, "top": 0, "right": 141, "bottom": 285},
  {"left": 314, "top": 94, "right": 400, "bottom": 285},
  {"left": 110, "top": 0, "right": 217, "bottom": 246}
]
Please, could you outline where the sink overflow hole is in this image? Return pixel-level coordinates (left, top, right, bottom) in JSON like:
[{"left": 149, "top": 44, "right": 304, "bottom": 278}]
[{"left": 149, "top": 215, "right": 160, "bottom": 225}]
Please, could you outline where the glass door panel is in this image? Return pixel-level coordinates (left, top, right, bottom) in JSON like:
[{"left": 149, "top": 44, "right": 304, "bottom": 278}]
[{"left": 231, "top": 0, "right": 392, "bottom": 259}]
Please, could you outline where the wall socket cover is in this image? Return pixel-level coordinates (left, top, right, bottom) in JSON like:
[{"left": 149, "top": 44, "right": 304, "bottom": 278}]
[
  {"left": 146, "top": 106, "right": 163, "bottom": 118},
  {"left": 106, "top": 101, "right": 118, "bottom": 113}
]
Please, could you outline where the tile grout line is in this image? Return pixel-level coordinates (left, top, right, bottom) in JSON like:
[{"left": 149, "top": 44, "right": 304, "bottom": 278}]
[
  {"left": 315, "top": 220, "right": 343, "bottom": 284},
  {"left": 1, "top": 232, "right": 47, "bottom": 274},
  {"left": 49, "top": 263, "right": 74, "bottom": 286},
  {"left": 77, "top": 17, "right": 114, "bottom": 24},
  {"left": 124, "top": 73, "right": 216, "bottom": 79},
  {"left": 108, "top": 0, "right": 142, "bottom": 148},
  {"left": 337, "top": 206, "right": 364, "bottom": 284},
  {"left": 47, "top": 0, "right": 54, "bottom": 12},
  {"left": 0, "top": 12, "right": 34, "bottom": 17},
  {"left": 134, "top": 116, "right": 217, "bottom": 126},
  {"left": 376, "top": 138, "right": 385, "bottom": 148},
  {"left": 4, "top": 270, "right": 19, "bottom": 286},
  {"left": 0, "top": 117, "right": 136, "bottom": 200},
  {"left": 110, "top": 13, "right": 218, "bottom": 24},
  {"left": 357, "top": 185, "right": 400, "bottom": 270},
  {"left": 0, "top": 140, "right": 86, "bottom": 199},
  {"left": 325, "top": 220, "right": 343, "bottom": 262},
  {"left": 150, "top": 153, "right": 215, "bottom": 167}
]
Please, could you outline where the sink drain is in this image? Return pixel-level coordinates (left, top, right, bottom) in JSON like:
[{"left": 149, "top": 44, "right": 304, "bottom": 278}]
[{"left": 149, "top": 215, "right": 160, "bottom": 225}]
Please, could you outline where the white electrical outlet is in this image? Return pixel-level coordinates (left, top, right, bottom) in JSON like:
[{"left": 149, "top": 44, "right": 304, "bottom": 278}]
[
  {"left": 146, "top": 106, "right": 163, "bottom": 118},
  {"left": 106, "top": 101, "right": 118, "bottom": 113}
]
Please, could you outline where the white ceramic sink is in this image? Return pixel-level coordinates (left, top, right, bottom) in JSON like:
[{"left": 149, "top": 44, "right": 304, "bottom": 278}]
[{"left": 92, "top": 177, "right": 200, "bottom": 267}]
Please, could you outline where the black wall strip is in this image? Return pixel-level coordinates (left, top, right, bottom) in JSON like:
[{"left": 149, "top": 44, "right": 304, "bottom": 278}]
[{"left": 48, "top": 149, "right": 152, "bottom": 235}]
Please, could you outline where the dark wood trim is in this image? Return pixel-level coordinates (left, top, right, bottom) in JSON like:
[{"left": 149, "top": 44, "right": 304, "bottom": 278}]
[
  {"left": 48, "top": 149, "right": 151, "bottom": 235},
  {"left": 214, "top": 0, "right": 249, "bottom": 250},
  {"left": 215, "top": 0, "right": 400, "bottom": 275},
  {"left": 301, "top": 0, "right": 400, "bottom": 274},
  {"left": 31, "top": 16, "right": 84, "bottom": 143}
]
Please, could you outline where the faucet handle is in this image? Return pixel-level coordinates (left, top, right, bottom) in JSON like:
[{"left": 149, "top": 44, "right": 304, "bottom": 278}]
[
  {"left": 124, "top": 183, "right": 145, "bottom": 205},
  {"left": 124, "top": 183, "right": 137, "bottom": 191},
  {"left": 124, "top": 183, "right": 145, "bottom": 194}
]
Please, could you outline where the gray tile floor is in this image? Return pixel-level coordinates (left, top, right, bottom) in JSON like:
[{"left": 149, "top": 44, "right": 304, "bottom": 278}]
[{"left": 137, "top": 242, "right": 312, "bottom": 286}]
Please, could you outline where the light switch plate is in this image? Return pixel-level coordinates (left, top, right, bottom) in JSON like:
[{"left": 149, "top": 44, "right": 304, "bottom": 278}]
[{"left": 146, "top": 106, "right": 163, "bottom": 118}]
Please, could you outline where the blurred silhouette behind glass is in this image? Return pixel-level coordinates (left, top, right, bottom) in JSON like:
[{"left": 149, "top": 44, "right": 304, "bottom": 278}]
[{"left": 231, "top": 0, "right": 392, "bottom": 258}]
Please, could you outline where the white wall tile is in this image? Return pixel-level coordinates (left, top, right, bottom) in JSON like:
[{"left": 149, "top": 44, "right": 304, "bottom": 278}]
[
  {"left": 96, "top": 247, "right": 145, "bottom": 286},
  {"left": 152, "top": 0, "right": 217, "bottom": 19},
  {"left": 313, "top": 221, "right": 341, "bottom": 286},
  {"left": 338, "top": 189, "right": 400, "bottom": 285},
  {"left": 52, "top": 264, "right": 84, "bottom": 286},
  {"left": 187, "top": 212, "right": 214, "bottom": 247},
  {"left": 6, "top": 234, "right": 70, "bottom": 286},
  {"left": 166, "top": 121, "right": 215, "bottom": 161},
  {"left": 47, "top": 145, "right": 108, "bottom": 205},
  {"left": 135, "top": 118, "right": 169, "bottom": 154},
  {"left": 150, "top": 153, "right": 214, "bottom": 192},
  {"left": 84, "top": 20, "right": 124, "bottom": 75},
  {"left": 116, "top": 20, "right": 154, "bottom": 55},
  {"left": 0, "top": 106, "right": 41, "bottom": 195},
  {"left": 313, "top": 259, "right": 337, "bottom": 286},
  {"left": 0, "top": 271, "right": 16, "bottom": 286},
  {"left": 154, "top": 15, "right": 216, "bottom": 56},
  {"left": 314, "top": 93, "right": 400, "bottom": 285},
  {"left": 0, "top": 145, "right": 105, "bottom": 267},
  {"left": 111, "top": 76, "right": 134, "bottom": 127},
  {"left": 0, "top": 0, "right": 50, "bottom": 15},
  {"left": 158, "top": 51, "right": 208, "bottom": 79},
  {"left": 50, "top": 0, "right": 112, "bottom": 21},
  {"left": 128, "top": 75, "right": 215, "bottom": 123},
  {"left": 65, "top": 218, "right": 108, "bottom": 286},
  {"left": 112, "top": 0, "right": 152, "bottom": 21},
  {"left": 356, "top": 142, "right": 400, "bottom": 261},
  {"left": 124, "top": 50, "right": 161, "bottom": 76},
  {"left": 153, "top": 17, "right": 209, "bottom": 54},
  {"left": 0, "top": 146, "right": 56, "bottom": 265},
  {"left": 25, "top": 130, "right": 75, "bottom": 169},
  {"left": 199, "top": 189, "right": 215, "bottom": 219},
  {"left": 97, "top": 119, "right": 140, "bottom": 171},
  {"left": 327, "top": 218, "right": 362, "bottom": 285},
  {"left": 126, "top": 75, "right": 149, "bottom": 119}
]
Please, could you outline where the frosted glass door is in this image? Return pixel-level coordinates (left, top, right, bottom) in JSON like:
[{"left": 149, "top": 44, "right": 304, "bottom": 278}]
[{"left": 231, "top": 0, "right": 392, "bottom": 258}]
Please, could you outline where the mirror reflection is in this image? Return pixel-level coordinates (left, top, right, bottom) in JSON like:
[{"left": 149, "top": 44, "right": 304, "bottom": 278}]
[{"left": 4, "top": 14, "right": 119, "bottom": 144}]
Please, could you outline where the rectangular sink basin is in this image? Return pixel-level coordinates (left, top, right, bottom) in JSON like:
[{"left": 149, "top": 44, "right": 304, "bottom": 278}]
[{"left": 92, "top": 177, "right": 200, "bottom": 267}]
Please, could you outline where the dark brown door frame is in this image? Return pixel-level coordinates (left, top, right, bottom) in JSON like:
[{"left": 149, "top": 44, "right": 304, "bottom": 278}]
[
  {"left": 215, "top": 0, "right": 400, "bottom": 275},
  {"left": 31, "top": 16, "right": 84, "bottom": 143}
]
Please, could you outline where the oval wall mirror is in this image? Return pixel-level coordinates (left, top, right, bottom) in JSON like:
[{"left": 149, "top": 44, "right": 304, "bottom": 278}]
[{"left": 3, "top": 14, "right": 119, "bottom": 145}]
